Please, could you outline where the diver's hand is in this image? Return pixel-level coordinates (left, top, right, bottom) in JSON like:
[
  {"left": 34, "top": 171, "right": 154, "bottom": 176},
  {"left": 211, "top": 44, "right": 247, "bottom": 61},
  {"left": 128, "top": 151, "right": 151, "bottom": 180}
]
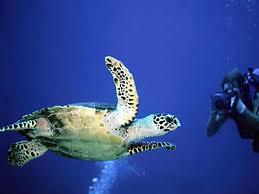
[
  {"left": 207, "top": 111, "right": 228, "bottom": 137},
  {"left": 236, "top": 98, "right": 247, "bottom": 114},
  {"left": 230, "top": 96, "right": 246, "bottom": 114}
]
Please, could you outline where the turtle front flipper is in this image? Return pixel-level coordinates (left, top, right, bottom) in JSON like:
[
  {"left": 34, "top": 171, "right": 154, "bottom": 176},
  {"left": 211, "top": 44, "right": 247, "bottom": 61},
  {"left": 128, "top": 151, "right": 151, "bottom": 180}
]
[
  {"left": 104, "top": 56, "right": 139, "bottom": 130},
  {"left": 8, "top": 140, "right": 48, "bottom": 167},
  {"left": 126, "top": 141, "right": 176, "bottom": 156}
]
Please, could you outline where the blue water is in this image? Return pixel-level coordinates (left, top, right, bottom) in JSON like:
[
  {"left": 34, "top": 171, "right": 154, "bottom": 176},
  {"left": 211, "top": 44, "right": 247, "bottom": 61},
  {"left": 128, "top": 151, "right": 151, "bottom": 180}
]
[{"left": 1, "top": 0, "right": 259, "bottom": 194}]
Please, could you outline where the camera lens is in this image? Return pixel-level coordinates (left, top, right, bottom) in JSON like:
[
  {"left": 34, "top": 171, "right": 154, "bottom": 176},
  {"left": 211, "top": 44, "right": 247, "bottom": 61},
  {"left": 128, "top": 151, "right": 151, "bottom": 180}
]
[{"left": 215, "top": 100, "right": 225, "bottom": 110}]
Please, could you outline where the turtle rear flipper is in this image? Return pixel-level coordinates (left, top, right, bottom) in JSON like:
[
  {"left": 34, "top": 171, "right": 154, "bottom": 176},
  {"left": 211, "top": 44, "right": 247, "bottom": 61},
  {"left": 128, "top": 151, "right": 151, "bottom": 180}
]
[
  {"left": 0, "top": 118, "right": 50, "bottom": 132},
  {"left": 8, "top": 140, "right": 48, "bottom": 167},
  {"left": 126, "top": 141, "right": 176, "bottom": 156}
]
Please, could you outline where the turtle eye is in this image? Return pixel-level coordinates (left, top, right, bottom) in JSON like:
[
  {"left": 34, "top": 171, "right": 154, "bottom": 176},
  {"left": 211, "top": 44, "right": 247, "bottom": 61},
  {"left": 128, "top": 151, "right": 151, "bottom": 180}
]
[{"left": 165, "top": 116, "right": 174, "bottom": 123}]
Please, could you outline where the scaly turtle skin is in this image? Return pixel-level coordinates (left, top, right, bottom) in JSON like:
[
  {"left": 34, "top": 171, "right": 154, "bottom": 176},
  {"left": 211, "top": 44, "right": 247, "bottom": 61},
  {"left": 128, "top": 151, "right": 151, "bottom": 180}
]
[{"left": 1, "top": 56, "right": 181, "bottom": 167}]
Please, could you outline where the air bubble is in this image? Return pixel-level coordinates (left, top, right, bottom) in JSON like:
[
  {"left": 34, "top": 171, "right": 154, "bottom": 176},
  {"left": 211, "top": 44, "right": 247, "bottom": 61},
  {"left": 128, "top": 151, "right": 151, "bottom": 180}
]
[{"left": 92, "top": 178, "right": 98, "bottom": 183}]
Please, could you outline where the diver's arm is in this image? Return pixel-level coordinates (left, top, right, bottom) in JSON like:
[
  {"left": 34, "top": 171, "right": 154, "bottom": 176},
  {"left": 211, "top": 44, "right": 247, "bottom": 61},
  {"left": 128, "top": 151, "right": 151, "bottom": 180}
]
[
  {"left": 207, "top": 111, "right": 228, "bottom": 137},
  {"left": 234, "top": 97, "right": 259, "bottom": 134},
  {"left": 236, "top": 109, "right": 259, "bottom": 133}
]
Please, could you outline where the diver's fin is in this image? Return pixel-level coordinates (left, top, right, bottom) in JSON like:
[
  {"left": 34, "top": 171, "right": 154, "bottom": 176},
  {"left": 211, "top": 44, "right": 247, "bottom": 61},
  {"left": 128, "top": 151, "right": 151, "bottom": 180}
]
[
  {"left": 8, "top": 140, "right": 48, "bottom": 167},
  {"left": 0, "top": 118, "right": 50, "bottom": 132},
  {"left": 126, "top": 141, "right": 176, "bottom": 156}
]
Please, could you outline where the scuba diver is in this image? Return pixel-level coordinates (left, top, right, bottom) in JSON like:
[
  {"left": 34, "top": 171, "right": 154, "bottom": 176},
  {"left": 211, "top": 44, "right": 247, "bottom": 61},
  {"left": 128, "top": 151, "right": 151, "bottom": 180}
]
[{"left": 207, "top": 68, "right": 259, "bottom": 152}]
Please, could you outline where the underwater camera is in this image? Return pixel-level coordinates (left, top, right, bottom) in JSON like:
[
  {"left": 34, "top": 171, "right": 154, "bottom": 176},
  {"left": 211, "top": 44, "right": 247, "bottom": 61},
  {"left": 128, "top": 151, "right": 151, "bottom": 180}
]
[{"left": 210, "top": 90, "right": 237, "bottom": 115}]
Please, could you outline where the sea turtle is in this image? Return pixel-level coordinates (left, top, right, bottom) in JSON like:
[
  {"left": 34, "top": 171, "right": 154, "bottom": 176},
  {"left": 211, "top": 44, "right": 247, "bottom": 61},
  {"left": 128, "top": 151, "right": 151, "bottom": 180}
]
[{"left": 0, "top": 56, "right": 181, "bottom": 167}]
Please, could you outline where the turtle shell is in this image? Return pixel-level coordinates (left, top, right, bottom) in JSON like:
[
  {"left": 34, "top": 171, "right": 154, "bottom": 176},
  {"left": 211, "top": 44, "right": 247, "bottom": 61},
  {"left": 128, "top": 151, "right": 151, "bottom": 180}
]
[{"left": 19, "top": 102, "right": 128, "bottom": 161}]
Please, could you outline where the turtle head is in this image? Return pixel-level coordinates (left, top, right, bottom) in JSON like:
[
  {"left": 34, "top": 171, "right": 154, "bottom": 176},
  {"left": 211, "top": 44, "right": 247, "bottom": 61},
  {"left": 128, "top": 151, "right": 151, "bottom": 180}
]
[
  {"left": 127, "top": 113, "right": 181, "bottom": 142},
  {"left": 152, "top": 113, "right": 181, "bottom": 135}
]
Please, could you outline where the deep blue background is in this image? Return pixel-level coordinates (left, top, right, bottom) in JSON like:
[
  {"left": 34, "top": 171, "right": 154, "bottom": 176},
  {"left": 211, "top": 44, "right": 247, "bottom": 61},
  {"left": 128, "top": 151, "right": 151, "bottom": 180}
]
[{"left": 1, "top": 0, "right": 259, "bottom": 194}]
